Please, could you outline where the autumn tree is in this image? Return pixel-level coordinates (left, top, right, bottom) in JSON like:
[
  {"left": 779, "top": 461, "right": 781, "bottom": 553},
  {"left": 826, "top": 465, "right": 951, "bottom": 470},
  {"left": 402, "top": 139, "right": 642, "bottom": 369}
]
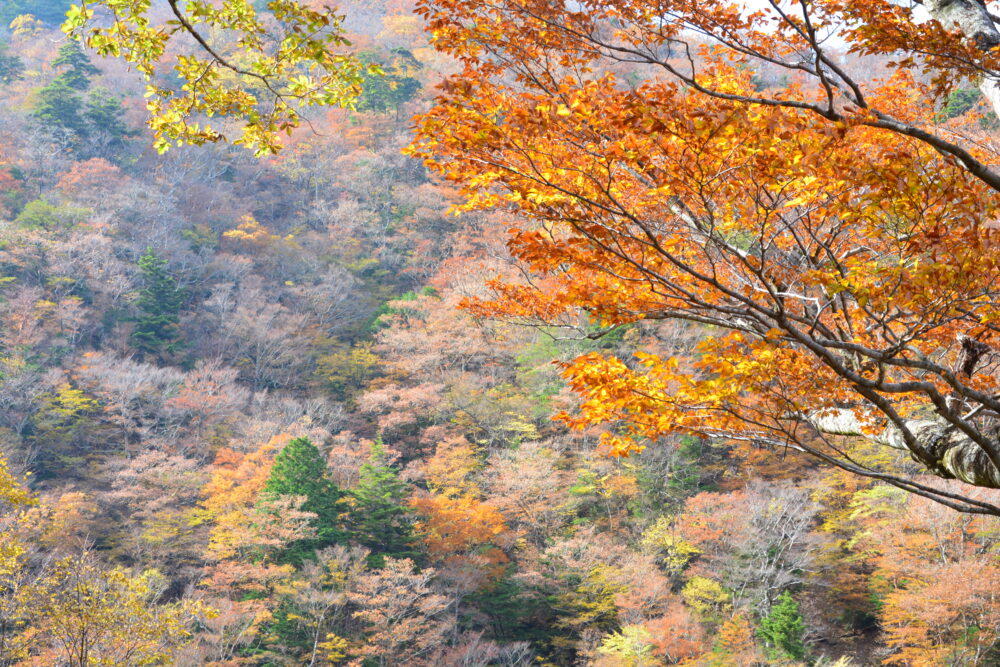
[
  {"left": 63, "top": 0, "right": 372, "bottom": 154},
  {"left": 410, "top": 492, "right": 511, "bottom": 591},
  {"left": 1, "top": 458, "right": 207, "bottom": 665},
  {"left": 847, "top": 487, "right": 1000, "bottom": 664},
  {"left": 19, "top": 557, "right": 209, "bottom": 666},
  {"left": 28, "top": 383, "right": 101, "bottom": 476},
  {"left": 195, "top": 435, "right": 319, "bottom": 659},
  {"left": 405, "top": 0, "right": 1000, "bottom": 513},
  {"left": 54, "top": 158, "right": 121, "bottom": 203},
  {"left": 209, "top": 281, "right": 311, "bottom": 390},
  {"left": 199, "top": 434, "right": 316, "bottom": 564},
  {"left": 347, "top": 557, "right": 453, "bottom": 666},
  {"left": 13, "top": 1, "right": 1000, "bottom": 661},
  {"left": 673, "top": 485, "right": 821, "bottom": 612},
  {"left": 0, "top": 452, "right": 37, "bottom": 663},
  {"left": 263, "top": 545, "right": 367, "bottom": 664},
  {"left": 103, "top": 451, "right": 206, "bottom": 567}
]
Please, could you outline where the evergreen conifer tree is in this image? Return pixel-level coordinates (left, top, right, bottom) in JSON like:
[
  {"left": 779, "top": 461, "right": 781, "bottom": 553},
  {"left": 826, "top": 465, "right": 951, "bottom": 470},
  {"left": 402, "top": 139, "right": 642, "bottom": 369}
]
[
  {"left": 84, "top": 87, "right": 134, "bottom": 150},
  {"left": 0, "top": 42, "right": 24, "bottom": 84},
  {"left": 349, "top": 438, "right": 418, "bottom": 567},
  {"left": 130, "top": 248, "right": 184, "bottom": 359},
  {"left": 261, "top": 436, "right": 347, "bottom": 564},
  {"left": 51, "top": 41, "right": 99, "bottom": 90},
  {"left": 759, "top": 591, "right": 807, "bottom": 661},
  {"left": 32, "top": 76, "right": 87, "bottom": 136},
  {"left": 32, "top": 41, "right": 131, "bottom": 156}
]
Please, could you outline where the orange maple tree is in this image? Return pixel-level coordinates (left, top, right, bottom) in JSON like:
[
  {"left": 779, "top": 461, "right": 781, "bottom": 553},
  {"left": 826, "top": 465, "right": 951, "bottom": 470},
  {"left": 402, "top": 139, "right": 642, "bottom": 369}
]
[{"left": 409, "top": 0, "right": 1000, "bottom": 513}]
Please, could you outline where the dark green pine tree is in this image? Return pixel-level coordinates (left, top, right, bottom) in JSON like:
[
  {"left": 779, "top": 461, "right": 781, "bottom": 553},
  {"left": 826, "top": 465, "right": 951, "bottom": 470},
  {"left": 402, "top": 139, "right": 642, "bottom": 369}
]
[
  {"left": 348, "top": 438, "right": 418, "bottom": 568},
  {"left": 31, "top": 43, "right": 133, "bottom": 156},
  {"left": 0, "top": 42, "right": 24, "bottom": 84},
  {"left": 51, "top": 41, "right": 100, "bottom": 90},
  {"left": 32, "top": 76, "right": 88, "bottom": 136},
  {"left": 130, "top": 248, "right": 185, "bottom": 359},
  {"left": 84, "top": 87, "right": 135, "bottom": 149},
  {"left": 759, "top": 591, "right": 807, "bottom": 661},
  {"left": 32, "top": 44, "right": 97, "bottom": 139},
  {"left": 261, "top": 436, "right": 348, "bottom": 565}
]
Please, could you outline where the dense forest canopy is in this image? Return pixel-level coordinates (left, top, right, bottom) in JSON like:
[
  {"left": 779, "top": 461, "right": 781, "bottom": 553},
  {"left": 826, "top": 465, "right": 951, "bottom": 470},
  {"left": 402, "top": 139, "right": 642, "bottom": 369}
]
[{"left": 0, "top": 0, "right": 998, "bottom": 664}]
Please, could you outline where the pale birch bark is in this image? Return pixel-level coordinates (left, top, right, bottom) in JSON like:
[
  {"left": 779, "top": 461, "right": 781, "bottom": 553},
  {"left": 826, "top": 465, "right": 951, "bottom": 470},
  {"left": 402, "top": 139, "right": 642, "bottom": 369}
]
[
  {"left": 809, "top": 409, "right": 1000, "bottom": 488},
  {"left": 923, "top": 0, "right": 1000, "bottom": 115}
]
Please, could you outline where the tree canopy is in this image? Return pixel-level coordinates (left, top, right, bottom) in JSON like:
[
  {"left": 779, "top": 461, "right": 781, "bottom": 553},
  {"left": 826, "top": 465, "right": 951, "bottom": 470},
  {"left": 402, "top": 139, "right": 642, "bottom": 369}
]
[
  {"left": 58, "top": 0, "right": 1000, "bottom": 515},
  {"left": 405, "top": 0, "right": 1000, "bottom": 514},
  {"left": 63, "top": 0, "right": 374, "bottom": 155},
  {"left": 5, "top": 2, "right": 1000, "bottom": 661}
]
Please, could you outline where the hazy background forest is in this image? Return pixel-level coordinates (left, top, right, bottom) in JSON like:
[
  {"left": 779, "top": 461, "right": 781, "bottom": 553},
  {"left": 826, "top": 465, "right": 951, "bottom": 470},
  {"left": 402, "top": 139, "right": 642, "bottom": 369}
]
[{"left": 0, "top": 1, "right": 998, "bottom": 665}]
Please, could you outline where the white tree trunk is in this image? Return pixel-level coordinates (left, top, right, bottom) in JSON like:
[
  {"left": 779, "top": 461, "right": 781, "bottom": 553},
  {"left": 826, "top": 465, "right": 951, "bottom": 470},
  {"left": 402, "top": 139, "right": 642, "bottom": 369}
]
[
  {"left": 808, "top": 408, "right": 1000, "bottom": 488},
  {"left": 980, "top": 77, "right": 1000, "bottom": 116},
  {"left": 923, "top": 0, "right": 1000, "bottom": 116}
]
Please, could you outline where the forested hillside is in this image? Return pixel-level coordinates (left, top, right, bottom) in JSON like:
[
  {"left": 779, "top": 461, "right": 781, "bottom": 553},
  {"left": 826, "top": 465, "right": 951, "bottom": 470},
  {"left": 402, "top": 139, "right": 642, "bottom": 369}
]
[{"left": 1, "top": 0, "right": 1000, "bottom": 665}]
